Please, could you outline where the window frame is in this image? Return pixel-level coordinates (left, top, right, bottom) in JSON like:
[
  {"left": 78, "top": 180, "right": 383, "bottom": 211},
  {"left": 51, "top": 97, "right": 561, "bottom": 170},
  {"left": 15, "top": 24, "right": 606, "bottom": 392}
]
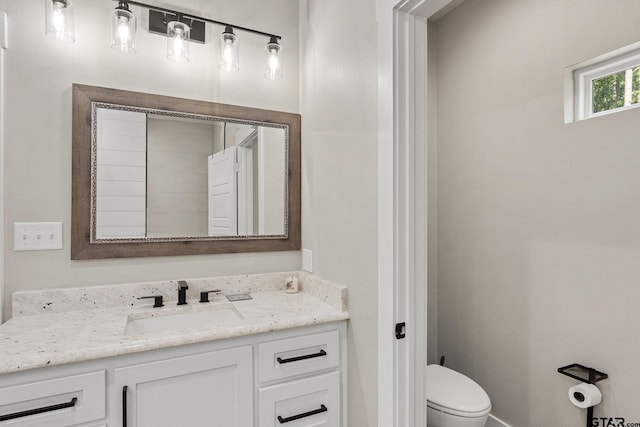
[{"left": 573, "top": 47, "right": 640, "bottom": 121}]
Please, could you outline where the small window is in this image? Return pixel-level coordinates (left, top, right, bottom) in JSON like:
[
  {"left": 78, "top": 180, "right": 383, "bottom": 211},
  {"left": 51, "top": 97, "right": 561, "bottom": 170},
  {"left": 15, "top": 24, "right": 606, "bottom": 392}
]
[
  {"left": 567, "top": 44, "right": 640, "bottom": 122},
  {"left": 591, "top": 66, "right": 640, "bottom": 114}
]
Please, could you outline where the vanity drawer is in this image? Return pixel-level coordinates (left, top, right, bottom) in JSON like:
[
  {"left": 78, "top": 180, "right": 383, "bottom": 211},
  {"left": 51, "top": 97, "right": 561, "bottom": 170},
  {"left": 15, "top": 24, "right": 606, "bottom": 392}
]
[
  {"left": 259, "top": 371, "right": 340, "bottom": 427},
  {"left": 258, "top": 330, "right": 340, "bottom": 383},
  {"left": 0, "top": 370, "right": 105, "bottom": 426}
]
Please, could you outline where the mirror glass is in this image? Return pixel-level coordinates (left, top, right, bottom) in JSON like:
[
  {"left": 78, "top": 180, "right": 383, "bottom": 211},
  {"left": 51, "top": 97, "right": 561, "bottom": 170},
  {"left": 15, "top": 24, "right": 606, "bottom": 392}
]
[{"left": 93, "top": 104, "right": 287, "bottom": 240}]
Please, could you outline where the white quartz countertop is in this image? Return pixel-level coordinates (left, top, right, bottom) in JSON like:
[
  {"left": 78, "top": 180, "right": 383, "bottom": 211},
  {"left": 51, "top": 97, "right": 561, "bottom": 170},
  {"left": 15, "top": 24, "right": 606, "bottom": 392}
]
[{"left": 0, "top": 272, "right": 349, "bottom": 375}]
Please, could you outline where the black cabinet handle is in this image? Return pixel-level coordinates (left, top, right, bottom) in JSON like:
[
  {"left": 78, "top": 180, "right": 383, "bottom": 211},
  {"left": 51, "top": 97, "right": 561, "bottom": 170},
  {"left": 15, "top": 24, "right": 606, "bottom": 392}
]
[
  {"left": 122, "top": 385, "right": 128, "bottom": 427},
  {"left": 0, "top": 397, "right": 77, "bottom": 422},
  {"left": 278, "top": 404, "right": 327, "bottom": 423},
  {"left": 277, "top": 349, "right": 327, "bottom": 364}
]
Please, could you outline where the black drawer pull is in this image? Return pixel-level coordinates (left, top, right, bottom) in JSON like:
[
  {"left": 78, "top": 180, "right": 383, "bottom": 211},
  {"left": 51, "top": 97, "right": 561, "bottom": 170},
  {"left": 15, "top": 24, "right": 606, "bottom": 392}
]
[
  {"left": 277, "top": 349, "right": 327, "bottom": 364},
  {"left": 0, "top": 397, "right": 78, "bottom": 422},
  {"left": 122, "top": 385, "right": 128, "bottom": 427},
  {"left": 278, "top": 404, "right": 327, "bottom": 423}
]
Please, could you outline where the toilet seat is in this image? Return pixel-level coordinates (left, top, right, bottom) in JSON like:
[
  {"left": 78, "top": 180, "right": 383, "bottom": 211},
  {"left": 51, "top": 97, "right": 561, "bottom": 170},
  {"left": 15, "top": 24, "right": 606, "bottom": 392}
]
[
  {"left": 428, "top": 400, "right": 491, "bottom": 418},
  {"left": 426, "top": 365, "right": 491, "bottom": 418}
]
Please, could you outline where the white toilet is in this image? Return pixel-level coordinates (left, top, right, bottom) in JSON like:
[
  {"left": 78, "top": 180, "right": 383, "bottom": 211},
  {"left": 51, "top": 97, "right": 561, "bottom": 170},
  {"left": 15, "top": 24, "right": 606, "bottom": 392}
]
[{"left": 426, "top": 364, "right": 491, "bottom": 427}]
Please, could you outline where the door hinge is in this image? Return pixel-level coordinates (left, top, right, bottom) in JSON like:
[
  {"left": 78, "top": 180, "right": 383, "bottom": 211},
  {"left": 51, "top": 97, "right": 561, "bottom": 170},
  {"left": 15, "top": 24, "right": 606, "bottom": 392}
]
[{"left": 395, "top": 322, "right": 406, "bottom": 339}]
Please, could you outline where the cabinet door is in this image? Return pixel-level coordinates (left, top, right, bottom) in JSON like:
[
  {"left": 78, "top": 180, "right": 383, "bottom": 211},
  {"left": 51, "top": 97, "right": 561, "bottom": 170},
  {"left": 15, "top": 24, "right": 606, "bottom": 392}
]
[
  {"left": 259, "top": 372, "right": 340, "bottom": 427},
  {"left": 114, "top": 346, "right": 253, "bottom": 427}
]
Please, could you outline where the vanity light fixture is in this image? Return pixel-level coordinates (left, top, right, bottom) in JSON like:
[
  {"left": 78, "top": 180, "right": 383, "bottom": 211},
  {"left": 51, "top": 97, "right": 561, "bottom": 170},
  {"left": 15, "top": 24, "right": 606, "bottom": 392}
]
[
  {"left": 108, "top": 0, "right": 283, "bottom": 77},
  {"left": 45, "top": 0, "right": 75, "bottom": 43},
  {"left": 219, "top": 26, "right": 239, "bottom": 72},
  {"left": 265, "top": 37, "right": 283, "bottom": 80},
  {"left": 111, "top": 1, "right": 136, "bottom": 53},
  {"left": 166, "top": 19, "right": 190, "bottom": 63}
]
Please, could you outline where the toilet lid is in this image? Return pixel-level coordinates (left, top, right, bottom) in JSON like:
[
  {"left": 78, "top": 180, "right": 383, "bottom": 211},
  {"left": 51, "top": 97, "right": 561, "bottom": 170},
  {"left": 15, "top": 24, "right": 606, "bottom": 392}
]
[{"left": 426, "top": 365, "right": 491, "bottom": 416}]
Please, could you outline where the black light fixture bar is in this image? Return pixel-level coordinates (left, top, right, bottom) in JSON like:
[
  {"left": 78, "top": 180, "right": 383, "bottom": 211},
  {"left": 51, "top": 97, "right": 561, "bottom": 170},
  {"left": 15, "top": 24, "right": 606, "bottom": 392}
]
[
  {"left": 149, "top": 10, "right": 206, "bottom": 43},
  {"left": 117, "top": 0, "right": 282, "bottom": 42}
]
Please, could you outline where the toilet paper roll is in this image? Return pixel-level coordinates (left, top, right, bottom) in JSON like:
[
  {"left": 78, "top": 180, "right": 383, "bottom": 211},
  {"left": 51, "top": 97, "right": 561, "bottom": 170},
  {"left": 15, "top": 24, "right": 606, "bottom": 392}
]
[{"left": 568, "top": 383, "right": 602, "bottom": 409}]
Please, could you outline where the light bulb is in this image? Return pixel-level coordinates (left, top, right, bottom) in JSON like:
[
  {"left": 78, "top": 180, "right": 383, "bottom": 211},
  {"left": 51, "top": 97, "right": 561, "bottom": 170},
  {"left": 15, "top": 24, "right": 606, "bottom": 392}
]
[
  {"left": 173, "top": 34, "right": 184, "bottom": 56},
  {"left": 223, "top": 42, "right": 234, "bottom": 70},
  {"left": 268, "top": 51, "right": 279, "bottom": 76},
  {"left": 53, "top": 8, "right": 65, "bottom": 34},
  {"left": 118, "top": 23, "right": 130, "bottom": 42},
  {"left": 45, "top": 0, "right": 75, "bottom": 43}
]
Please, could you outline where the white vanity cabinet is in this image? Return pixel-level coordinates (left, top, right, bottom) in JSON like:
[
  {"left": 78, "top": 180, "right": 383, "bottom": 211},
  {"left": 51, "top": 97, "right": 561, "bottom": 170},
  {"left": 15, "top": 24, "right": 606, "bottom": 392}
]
[
  {"left": 0, "top": 321, "right": 346, "bottom": 427},
  {"left": 113, "top": 346, "right": 253, "bottom": 427}
]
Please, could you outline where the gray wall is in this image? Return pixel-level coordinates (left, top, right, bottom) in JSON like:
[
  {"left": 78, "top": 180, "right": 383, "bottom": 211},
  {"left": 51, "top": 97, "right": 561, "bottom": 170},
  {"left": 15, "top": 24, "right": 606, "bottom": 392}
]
[
  {"left": 259, "top": 127, "right": 286, "bottom": 236},
  {"left": 434, "top": 0, "right": 640, "bottom": 425},
  {"left": 299, "top": 0, "right": 378, "bottom": 425},
  {"left": 1, "top": 0, "right": 299, "bottom": 319}
]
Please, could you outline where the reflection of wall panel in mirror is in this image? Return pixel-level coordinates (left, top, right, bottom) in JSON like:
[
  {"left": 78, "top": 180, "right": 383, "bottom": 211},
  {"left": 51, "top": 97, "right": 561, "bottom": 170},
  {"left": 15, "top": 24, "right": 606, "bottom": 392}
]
[
  {"left": 72, "top": 84, "right": 301, "bottom": 259},
  {"left": 95, "top": 108, "right": 147, "bottom": 239}
]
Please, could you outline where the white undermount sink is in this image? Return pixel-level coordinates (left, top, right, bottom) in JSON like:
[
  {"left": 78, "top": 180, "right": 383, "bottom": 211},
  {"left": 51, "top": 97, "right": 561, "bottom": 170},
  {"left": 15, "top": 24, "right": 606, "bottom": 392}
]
[{"left": 124, "top": 303, "right": 244, "bottom": 337}]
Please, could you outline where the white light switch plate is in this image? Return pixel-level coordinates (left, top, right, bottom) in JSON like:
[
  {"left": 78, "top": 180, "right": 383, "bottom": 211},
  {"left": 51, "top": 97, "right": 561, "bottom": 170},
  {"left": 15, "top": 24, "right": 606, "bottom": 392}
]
[
  {"left": 302, "top": 248, "right": 313, "bottom": 273},
  {"left": 14, "top": 222, "right": 63, "bottom": 251}
]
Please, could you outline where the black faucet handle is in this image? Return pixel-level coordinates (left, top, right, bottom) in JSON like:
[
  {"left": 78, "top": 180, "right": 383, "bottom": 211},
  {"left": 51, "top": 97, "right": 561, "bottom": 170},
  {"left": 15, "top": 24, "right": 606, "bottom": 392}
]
[
  {"left": 200, "top": 290, "right": 222, "bottom": 303},
  {"left": 177, "top": 281, "right": 189, "bottom": 305},
  {"left": 138, "top": 295, "right": 164, "bottom": 308}
]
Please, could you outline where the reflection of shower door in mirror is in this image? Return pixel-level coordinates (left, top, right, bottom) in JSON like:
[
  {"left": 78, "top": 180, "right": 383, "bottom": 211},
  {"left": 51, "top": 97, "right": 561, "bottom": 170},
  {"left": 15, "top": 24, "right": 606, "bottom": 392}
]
[{"left": 208, "top": 147, "right": 238, "bottom": 236}]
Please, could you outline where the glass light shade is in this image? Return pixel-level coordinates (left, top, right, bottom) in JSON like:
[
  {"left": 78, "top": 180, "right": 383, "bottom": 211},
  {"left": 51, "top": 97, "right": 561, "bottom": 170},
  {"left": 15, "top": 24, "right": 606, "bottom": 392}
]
[
  {"left": 45, "top": 0, "right": 75, "bottom": 43},
  {"left": 264, "top": 38, "right": 283, "bottom": 80},
  {"left": 111, "top": 5, "right": 136, "bottom": 53},
  {"left": 219, "top": 27, "right": 239, "bottom": 72},
  {"left": 167, "top": 21, "right": 190, "bottom": 63}
]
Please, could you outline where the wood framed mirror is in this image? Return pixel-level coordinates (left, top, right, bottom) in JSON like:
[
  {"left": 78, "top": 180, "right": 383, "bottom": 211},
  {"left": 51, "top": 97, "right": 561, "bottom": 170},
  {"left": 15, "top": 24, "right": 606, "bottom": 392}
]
[{"left": 72, "top": 84, "right": 300, "bottom": 259}]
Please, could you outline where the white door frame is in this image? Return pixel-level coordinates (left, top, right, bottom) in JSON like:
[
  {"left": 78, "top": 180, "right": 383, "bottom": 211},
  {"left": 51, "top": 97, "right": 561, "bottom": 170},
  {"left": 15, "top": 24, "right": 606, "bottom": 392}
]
[
  {"left": 0, "top": 11, "right": 7, "bottom": 323},
  {"left": 256, "top": 129, "right": 266, "bottom": 234},
  {"left": 236, "top": 145, "right": 253, "bottom": 235},
  {"left": 237, "top": 130, "right": 257, "bottom": 236},
  {"left": 377, "top": 1, "right": 457, "bottom": 425}
]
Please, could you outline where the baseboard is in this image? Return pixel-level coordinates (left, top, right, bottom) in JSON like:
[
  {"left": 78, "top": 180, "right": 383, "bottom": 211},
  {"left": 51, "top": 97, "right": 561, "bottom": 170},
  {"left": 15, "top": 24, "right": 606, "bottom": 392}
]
[{"left": 486, "top": 414, "right": 512, "bottom": 427}]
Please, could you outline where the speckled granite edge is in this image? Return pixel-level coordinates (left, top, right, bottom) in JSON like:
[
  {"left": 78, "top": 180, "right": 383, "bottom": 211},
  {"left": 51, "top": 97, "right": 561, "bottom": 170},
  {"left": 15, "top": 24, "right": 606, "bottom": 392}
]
[{"left": 12, "top": 271, "right": 346, "bottom": 317}]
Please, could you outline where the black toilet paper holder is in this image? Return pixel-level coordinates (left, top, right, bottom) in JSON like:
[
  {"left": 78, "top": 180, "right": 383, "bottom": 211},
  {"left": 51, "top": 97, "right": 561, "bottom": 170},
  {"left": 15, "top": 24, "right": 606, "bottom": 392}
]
[
  {"left": 557, "top": 363, "right": 608, "bottom": 384},
  {"left": 558, "top": 363, "right": 608, "bottom": 427}
]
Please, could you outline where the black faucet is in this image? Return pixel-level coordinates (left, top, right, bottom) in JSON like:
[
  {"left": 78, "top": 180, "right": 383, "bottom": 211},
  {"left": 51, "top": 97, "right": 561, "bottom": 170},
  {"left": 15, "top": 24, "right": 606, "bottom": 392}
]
[
  {"left": 200, "top": 289, "right": 222, "bottom": 303},
  {"left": 177, "top": 280, "right": 189, "bottom": 305},
  {"left": 138, "top": 295, "right": 164, "bottom": 308}
]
